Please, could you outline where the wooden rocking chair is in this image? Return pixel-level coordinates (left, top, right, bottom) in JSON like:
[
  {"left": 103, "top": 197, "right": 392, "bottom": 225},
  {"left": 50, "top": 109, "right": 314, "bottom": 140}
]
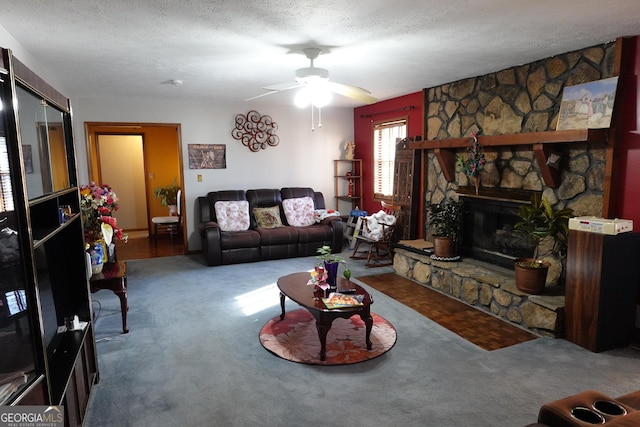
[{"left": 350, "top": 201, "right": 402, "bottom": 267}]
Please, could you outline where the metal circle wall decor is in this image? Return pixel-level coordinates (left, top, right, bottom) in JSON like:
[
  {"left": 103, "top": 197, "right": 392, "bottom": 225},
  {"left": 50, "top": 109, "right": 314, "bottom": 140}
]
[{"left": 231, "top": 110, "right": 279, "bottom": 152}]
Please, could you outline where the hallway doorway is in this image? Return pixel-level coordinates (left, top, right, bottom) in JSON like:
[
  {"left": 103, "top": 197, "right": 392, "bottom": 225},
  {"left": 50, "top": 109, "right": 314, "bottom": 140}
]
[
  {"left": 97, "top": 134, "right": 147, "bottom": 231},
  {"left": 84, "top": 122, "right": 185, "bottom": 259}
]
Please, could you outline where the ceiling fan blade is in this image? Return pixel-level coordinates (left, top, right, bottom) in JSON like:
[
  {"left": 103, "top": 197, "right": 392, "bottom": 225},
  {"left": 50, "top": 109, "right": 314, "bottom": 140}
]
[
  {"left": 326, "top": 82, "right": 377, "bottom": 104},
  {"left": 263, "top": 82, "right": 304, "bottom": 91},
  {"left": 244, "top": 91, "right": 279, "bottom": 101},
  {"left": 245, "top": 82, "right": 305, "bottom": 101}
]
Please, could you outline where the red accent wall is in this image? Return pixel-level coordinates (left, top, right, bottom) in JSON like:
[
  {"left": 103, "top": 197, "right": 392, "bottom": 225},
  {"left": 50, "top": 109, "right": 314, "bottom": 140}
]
[
  {"left": 353, "top": 37, "right": 640, "bottom": 224},
  {"left": 617, "top": 36, "right": 640, "bottom": 229},
  {"left": 353, "top": 92, "right": 424, "bottom": 214}
]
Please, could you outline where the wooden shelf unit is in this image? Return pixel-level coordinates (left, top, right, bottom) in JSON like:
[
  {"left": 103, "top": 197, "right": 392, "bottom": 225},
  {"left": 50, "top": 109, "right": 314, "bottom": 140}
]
[
  {"left": 0, "top": 47, "right": 99, "bottom": 425},
  {"left": 334, "top": 159, "right": 363, "bottom": 212}
]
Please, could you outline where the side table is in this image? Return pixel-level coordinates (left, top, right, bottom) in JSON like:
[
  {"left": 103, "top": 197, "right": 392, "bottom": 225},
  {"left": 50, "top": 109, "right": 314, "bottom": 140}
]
[{"left": 90, "top": 261, "right": 129, "bottom": 333}]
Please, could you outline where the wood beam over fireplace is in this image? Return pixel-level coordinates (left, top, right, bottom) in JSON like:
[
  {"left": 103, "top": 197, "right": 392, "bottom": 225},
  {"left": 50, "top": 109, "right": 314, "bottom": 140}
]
[{"left": 412, "top": 129, "right": 609, "bottom": 188}]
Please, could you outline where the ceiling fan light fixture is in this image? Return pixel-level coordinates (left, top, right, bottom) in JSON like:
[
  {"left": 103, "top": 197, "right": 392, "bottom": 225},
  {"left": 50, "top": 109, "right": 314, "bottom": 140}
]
[
  {"left": 295, "top": 67, "right": 329, "bottom": 83},
  {"left": 311, "top": 87, "right": 332, "bottom": 108},
  {"left": 294, "top": 85, "right": 332, "bottom": 108},
  {"left": 294, "top": 87, "right": 311, "bottom": 108}
]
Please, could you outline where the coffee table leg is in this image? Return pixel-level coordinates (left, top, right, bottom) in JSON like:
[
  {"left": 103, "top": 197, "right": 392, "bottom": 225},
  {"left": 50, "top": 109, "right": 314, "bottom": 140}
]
[
  {"left": 315, "top": 320, "right": 332, "bottom": 361},
  {"left": 279, "top": 292, "right": 286, "bottom": 320},
  {"left": 360, "top": 310, "right": 373, "bottom": 350}
]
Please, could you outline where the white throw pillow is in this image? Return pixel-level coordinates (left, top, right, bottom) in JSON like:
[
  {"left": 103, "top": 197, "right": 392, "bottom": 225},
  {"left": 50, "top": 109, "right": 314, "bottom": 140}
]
[
  {"left": 214, "top": 200, "right": 250, "bottom": 231},
  {"left": 282, "top": 196, "right": 316, "bottom": 227}
]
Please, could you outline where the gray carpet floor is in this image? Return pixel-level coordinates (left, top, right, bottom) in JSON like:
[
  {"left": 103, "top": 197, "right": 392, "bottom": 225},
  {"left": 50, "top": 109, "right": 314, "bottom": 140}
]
[{"left": 84, "top": 250, "right": 640, "bottom": 427}]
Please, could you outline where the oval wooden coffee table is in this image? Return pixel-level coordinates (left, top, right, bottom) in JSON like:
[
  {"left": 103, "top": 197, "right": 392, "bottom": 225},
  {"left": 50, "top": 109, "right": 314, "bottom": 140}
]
[{"left": 277, "top": 272, "right": 374, "bottom": 361}]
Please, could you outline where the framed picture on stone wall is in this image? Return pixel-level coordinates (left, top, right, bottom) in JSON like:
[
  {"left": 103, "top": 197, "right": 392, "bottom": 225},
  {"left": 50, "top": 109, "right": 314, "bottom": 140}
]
[{"left": 556, "top": 77, "right": 618, "bottom": 130}]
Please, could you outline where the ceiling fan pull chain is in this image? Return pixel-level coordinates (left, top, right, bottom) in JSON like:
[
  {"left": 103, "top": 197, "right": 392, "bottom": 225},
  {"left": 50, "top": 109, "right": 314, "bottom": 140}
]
[
  {"left": 311, "top": 104, "right": 315, "bottom": 131},
  {"left": 318, "top": 107, "right": 323, "bottom": 129}
]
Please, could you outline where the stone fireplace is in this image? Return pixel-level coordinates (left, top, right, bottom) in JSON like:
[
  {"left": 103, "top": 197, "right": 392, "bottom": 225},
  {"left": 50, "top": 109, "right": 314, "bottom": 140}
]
[
  {"left": 392, "top": 40, "right": 619, "bottom": 338},
  {"left": 459, "top": 190, "right": 535, "bottom": 270}
]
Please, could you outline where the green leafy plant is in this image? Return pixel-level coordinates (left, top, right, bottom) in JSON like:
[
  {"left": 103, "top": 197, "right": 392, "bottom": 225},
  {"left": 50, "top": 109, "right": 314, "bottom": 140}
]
[
  {"left": 316, "top": 245, "right": 345, "bottom": 265},
  {"left": 154, "top": 179, "right": 180, "bottom": 207},
  {"left": 343, "top": 268, "right": 352, "bottom": 281},
  {"left": 514, "top": 193, "right": 574, "bottom": 265},
  {"left": 426, "top": 197, "right": 464, "bottom": 244}
]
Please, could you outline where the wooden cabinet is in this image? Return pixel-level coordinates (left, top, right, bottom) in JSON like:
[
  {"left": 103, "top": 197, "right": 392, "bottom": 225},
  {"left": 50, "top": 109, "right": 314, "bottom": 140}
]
[
  {"left": 0, "top": 48, "right": 98, "bottom": 425},
  {"left": 565, "top": 230, "right": 640, "bottom": 352},
  {"left": 334, "top": 159, "right": 362, "bottom": 212},
  {"left": 393, "top": 138, "right": 421, "bottom": 240}
]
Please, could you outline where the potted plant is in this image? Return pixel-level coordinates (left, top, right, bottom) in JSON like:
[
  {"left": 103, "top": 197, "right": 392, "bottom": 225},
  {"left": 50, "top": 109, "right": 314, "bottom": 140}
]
[
  {"left": 513, "top": 193, "right": 573, "bottom": 294},
  {"left": 426, "top": 197, "right": 464, "bottom": 258},
  {"left": 154, "top": 179, "right": 180, "bottom": 214},
  {"left": 316, "top": 245, "right": 346, "bottom": 289}
]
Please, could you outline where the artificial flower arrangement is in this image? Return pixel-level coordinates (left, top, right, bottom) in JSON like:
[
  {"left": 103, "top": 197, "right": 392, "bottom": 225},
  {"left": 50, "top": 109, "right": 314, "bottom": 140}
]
[
  {"left": 80, "top": 182, "right": 127, "bottom": 243},
  {"left": 307, "top": 265, "right": 330, "bottom": 293},
  {"left": 457, "top": 131, "right": 486, "bottom": 177},
  {"left": 456, "top": 131, "right": 486, "bottom": 194}
]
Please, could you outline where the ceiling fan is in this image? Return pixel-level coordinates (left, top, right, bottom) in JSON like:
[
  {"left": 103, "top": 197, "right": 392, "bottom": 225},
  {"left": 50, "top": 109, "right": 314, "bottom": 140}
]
[{"left": 246, "top": 48, "right": 377, "bottom": 105}]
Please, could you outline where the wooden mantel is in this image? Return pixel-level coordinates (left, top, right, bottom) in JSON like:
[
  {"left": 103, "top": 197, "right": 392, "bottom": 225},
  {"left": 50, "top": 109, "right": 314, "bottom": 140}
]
[{"left": 409, "top": 129, "right": 609, "bottom": 188}]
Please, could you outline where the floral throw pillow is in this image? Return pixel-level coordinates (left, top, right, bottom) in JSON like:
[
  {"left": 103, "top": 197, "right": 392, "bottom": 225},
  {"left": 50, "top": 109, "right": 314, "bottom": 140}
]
[
  {"left": 253, "top": 206, "right": 283, "bottom": 229},
  {"left": 282, "top": 196, "right": 316, "bottom": 227},
  {"left": 214, "top": 201, "right": 250, "bottom": 232}
]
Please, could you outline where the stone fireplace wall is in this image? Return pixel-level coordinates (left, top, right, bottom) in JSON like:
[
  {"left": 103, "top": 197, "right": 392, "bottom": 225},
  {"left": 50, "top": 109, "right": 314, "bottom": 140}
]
[
  {"left": 394, "top": 41, "right": 621, "bottom": 337},
  {"left": 424, "top": 41, "right": 616, "bottom": 218}
]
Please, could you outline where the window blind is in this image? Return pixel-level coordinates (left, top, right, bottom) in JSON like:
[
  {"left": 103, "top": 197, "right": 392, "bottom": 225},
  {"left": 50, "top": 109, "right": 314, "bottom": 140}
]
[
  {"left": 373, "top": 119, "right": 406, "bottom": 199},
  {"left": 0, "top": 137, "right": 14, "bottom": 212}
]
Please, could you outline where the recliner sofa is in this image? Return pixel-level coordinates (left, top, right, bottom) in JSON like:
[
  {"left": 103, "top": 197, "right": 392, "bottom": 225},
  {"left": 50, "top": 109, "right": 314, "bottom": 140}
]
[
  {"left": 526, "top": 389, "right": 640, "bottom": 427},
  {"left": 197, "top": 187, "right": 343, "bottom": 266}
]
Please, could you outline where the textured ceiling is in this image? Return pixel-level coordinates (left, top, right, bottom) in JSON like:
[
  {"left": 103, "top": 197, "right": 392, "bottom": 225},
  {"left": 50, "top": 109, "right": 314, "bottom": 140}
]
[{"left": 1, "top": 1, "right": 640, "bottom": 107}]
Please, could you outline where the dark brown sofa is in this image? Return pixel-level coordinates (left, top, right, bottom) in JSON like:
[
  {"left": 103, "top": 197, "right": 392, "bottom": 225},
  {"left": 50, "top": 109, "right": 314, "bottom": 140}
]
[
  {"left": 525, "top": 389, "right": 640, "bottom": 427},
  {"left": 197, "top": 187, "right": 343, "bottom": 266}
]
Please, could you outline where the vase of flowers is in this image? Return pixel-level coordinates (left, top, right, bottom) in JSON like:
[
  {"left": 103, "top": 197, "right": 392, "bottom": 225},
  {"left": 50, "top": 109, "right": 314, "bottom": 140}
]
[
  {"left": 80, "top": 182, "right": 127, "bottom": 247},
  {"left": 87, "top": 241, "right": 105, "bottom": 274},
  {"left": 456, "top": 132, "right": 486, "bottom": 194},
  {"left": 316, "top": 245, "right": 345, "bottom": 291}
]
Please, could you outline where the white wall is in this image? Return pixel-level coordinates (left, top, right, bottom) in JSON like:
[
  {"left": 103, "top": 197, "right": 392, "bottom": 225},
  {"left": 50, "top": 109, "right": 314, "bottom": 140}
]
[{"left": 73, "top": 98, "right": 354, "bottom": 251}]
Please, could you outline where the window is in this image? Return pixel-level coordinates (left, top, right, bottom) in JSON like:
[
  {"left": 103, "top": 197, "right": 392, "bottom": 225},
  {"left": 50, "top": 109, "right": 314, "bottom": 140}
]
[
  {"left": 373, "top": 119, "right": 406, "bottom": 200},
  {"left": 0, "top": 136, "right": 13, "bottom": 212}
]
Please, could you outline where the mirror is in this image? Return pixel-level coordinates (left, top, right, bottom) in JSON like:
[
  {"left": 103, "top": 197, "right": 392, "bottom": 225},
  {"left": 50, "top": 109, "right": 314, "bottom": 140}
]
[{"left": 16, "top": 85, "right": 69, "bottom": 199}]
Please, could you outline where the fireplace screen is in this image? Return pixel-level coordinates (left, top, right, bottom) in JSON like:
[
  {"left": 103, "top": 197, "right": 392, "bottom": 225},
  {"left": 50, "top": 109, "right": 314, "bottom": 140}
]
[{"left": 460, "top": 195, "right": 535, "bottom": 269}]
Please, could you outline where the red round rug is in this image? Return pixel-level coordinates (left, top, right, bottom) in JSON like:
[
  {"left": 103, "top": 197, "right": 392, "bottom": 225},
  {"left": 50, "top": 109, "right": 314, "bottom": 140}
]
[{"left": 259, "top": 309, "right": 397, "bottom": 365}]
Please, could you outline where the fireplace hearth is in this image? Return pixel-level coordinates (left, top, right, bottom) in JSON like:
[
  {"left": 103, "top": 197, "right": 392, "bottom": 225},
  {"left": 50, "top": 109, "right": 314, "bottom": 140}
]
[{"left": 459, "top": 188, "right": 538, "bottom": 269}]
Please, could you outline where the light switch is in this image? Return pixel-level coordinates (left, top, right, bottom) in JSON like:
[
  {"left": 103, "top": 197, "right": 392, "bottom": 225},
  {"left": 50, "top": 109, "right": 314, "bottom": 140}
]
[{"left": 197, "top": 174, "right": 202, "bottom": 182}]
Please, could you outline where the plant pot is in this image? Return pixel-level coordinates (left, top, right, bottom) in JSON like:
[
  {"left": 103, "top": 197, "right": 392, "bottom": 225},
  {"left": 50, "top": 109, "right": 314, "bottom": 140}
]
[
  {"left": 168, "top": 205, "right": 178, "bottom": 216},
  {"left": 514, "top": 258, "right": 549, "bottom": 294},
  {"left": 433, "top": 236, "right": 456, "bottom": 258}
]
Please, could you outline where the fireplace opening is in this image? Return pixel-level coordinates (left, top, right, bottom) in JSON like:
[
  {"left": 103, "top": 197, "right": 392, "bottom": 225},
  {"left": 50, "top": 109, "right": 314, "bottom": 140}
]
[{"left": 459, "top": 189, "right": 537, "bottom": 270}]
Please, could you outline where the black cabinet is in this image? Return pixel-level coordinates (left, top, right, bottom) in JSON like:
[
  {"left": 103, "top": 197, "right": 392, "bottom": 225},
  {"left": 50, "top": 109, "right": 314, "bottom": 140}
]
[
  {"left": 0, "top": 48, "right": 98, "bottom": 424},
  {"left": 565, "top": 229, "right": 640, "bottom": 352}
]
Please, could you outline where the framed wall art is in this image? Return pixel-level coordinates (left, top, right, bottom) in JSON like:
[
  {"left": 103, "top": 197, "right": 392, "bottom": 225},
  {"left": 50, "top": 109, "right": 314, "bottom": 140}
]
[
  {"left": 188, "top": 144, "right": 226, "bottom": 169},
  {"left": 556, "top": 77, "right": 618, "bottom": 130}
]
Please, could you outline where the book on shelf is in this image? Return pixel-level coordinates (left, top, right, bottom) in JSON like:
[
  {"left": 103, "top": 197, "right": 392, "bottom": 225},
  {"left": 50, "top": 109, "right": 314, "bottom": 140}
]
[{"left": 322, "top": 292, "right": 364, "bottom": 309}]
